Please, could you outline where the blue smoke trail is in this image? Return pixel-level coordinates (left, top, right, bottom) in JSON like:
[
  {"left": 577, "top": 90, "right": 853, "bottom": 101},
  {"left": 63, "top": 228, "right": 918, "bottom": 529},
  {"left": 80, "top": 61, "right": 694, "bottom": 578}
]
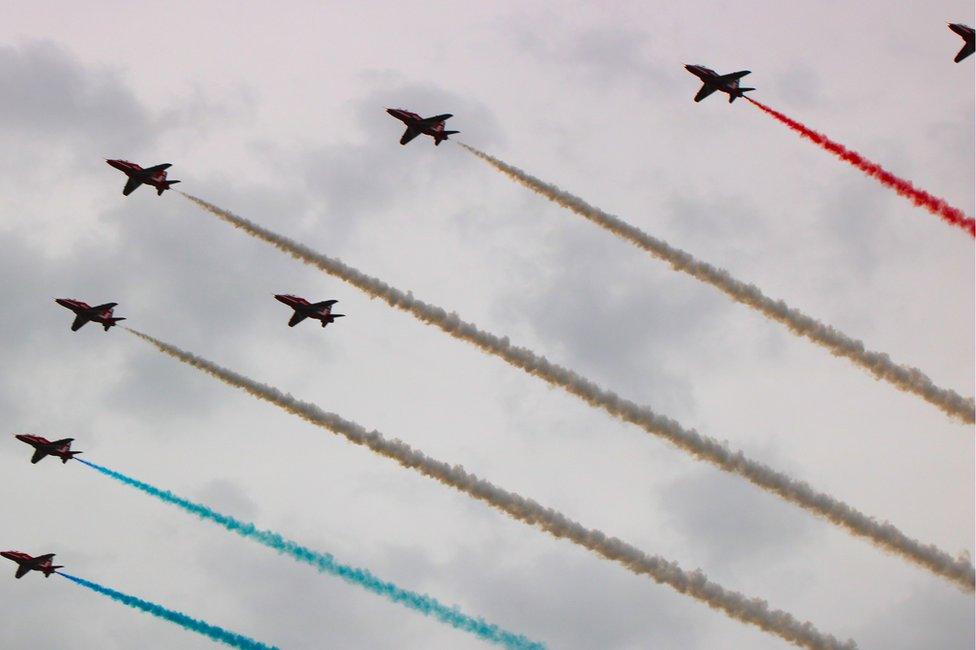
[
  {"left": 78, "top": 459, "right": 543, "bottom": 649},
  {"left": 57, "top": 571, "right": 276, "bottom": 649}
]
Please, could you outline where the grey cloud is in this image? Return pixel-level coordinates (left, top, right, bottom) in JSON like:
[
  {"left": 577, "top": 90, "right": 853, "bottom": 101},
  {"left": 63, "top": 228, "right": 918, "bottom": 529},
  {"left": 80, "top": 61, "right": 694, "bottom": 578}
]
[
  {"left": 665, "top": 191, "right": 772, "bottom": 247},
  {"left": 660, "top": 466, "right": 817, "bottom": 569},
  {"left": 196, "top": 480, "right": 259, "bottom": 521},
  {"left": 505, "top": 223, "right": 727, "bottom": 415},
  {"left": 0, "top": 41, "right": 152, "bottom": 156},
  {"left": 854, "top": 579, "right": 975, "bottom": 650},
  {"left": 200, "top": 539, "right": 476, "bottom": 649},
  {"left": 253, "top": 78, "right": 504, "bottom": 248},
  {"left": 770, "top": 64, "right": 825, "bottom": 109},
  {"left": 0, "top": 4, "right": 971, "bottom": 650},
  {"left": 508, "top": 21, "right": 675, "bottom": 92},
  {"left": 440, "top": 540, "right": 705, "bottom": 650}
]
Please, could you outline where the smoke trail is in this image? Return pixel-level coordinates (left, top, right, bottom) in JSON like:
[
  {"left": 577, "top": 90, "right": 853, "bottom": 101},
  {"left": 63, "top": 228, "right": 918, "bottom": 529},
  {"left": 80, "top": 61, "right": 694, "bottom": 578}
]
[
  {"left": 57, "top": 572, "right": 276, "bottom": 649},
  {"left": 123, "top": 328, "right": 855, "bottom": 650},
  {"left": 745, "top": 98, "right": 975, "bottom": 237},
  {"left": 177, "top": 193, "right": 976, "bottom": 590},
  {"left": 458, "top": 143, "right": 975, "bottom": 426},
  {"left": 76, "top": 459, "right": 544, "bottom": 650}
]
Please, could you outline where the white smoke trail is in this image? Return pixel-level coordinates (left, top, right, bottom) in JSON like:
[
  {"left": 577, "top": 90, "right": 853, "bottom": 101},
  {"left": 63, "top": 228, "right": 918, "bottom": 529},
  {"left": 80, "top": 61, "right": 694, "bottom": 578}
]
[
  {"left": 126, "top": 327, "right": 856, "bottom": 650},
  {"left": 178, "top": 193, "right": 975, "bottom": 591},
  {"left": 458, "top": 144, "right": 975, "bottom": 426}
]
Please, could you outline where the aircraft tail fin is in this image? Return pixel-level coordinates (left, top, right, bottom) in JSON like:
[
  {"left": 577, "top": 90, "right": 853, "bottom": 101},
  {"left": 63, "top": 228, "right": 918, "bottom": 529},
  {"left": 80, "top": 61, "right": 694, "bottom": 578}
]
[
  {"left": 157, "top": 180, "right": 181, "bottom": 195},
  {"left": 103, "top": 317, "right": 126, "bottom": 331},
  {"left": 730, "top": 88, "right": 755, "bottom": 103},
  {"left": 63, "top": 451, "right": 83, "bottom": 464},
  {"left": 321, "top": 314, "right": 345, "bottom": 327},
  {"left": 435, "top": 131, "right": 460, "bottom": 145},
  {"left": 45, "top": 566, "right": 63, "bottom": 577}
]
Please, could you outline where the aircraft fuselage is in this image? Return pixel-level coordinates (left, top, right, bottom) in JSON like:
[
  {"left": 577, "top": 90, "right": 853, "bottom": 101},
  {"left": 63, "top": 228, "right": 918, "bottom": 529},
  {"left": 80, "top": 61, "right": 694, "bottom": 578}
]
[
  {"left": 1, "top": 551, "right": 62, "bottom": 579},
  {"left": 55, "top": 298, "right": 125, "bottom": 331},
  {"left": 386, "top": 108, "right": 458, "bottom": 145},
  {"left": 106, "top": 159, "right": 179, "bottom": 195},
  {"left": 274, "top": 294, "right": 344, "bottom": 328},
  {"left": 684, "top": 64, "right": 754, "bottom": 103},
  {"left": 15, "top": 434, "right": 79, "bottom": 463}
]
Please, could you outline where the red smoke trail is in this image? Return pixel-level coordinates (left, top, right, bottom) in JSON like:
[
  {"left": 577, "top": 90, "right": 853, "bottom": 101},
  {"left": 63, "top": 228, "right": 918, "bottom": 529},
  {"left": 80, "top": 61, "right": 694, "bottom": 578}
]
[{"left": 747, "top": 98, "right": 975, "bottom": 238}]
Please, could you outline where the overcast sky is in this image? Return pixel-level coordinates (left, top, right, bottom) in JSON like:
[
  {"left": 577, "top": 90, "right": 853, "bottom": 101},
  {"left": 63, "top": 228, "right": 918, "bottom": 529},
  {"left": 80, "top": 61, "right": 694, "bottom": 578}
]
[{"left": 1, "top": 2, "right": 973, "bottom": 649}]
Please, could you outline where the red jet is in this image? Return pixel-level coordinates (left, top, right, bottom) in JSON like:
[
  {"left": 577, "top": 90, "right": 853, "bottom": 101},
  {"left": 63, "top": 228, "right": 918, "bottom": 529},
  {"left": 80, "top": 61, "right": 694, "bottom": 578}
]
[
  {"left": 106, "top": 159, "right": 180, "bottom": 196},
  {"left": 684, "top": 65, "right": 755, "bottom": 103},
  {"left": 1, "top": 551, "right": 62, "bottom": 579},
  {"left": 14, "top": 434, "right": 82, "bottom": 464},
  {"left": 55, "top": 298, "right": 126, "bottom": 332},
  {"left": 386, "top": 108, "right": 459, "bottom": 146},
  {"left": 274, "top": 295, "right": 345, "bottom": 328}
]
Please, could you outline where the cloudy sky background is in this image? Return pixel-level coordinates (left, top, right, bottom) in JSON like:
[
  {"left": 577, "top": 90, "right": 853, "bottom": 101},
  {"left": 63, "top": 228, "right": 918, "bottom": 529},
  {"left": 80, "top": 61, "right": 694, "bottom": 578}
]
[{"left": 1, "top": 2, "right": 973, "bottom": 648}]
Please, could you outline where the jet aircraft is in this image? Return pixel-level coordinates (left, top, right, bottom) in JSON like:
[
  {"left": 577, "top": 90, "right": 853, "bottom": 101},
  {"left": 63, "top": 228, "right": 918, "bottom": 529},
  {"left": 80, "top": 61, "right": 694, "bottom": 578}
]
[
  {"left": 55, "top": 298, "right": 126, "bottom": 332},
  {"left": 106, "top": 159, "right": 181, "bottom": 196},
  {"left": 1, "top": 551, "right": 62, "bottom": 579},
  {"left": 386, "top": 109, "right": 459, "bottom": 146},
  {"left": 14, "top": 434, "right": 82, "bottom": 464},
  {"left": 949, "top": 23, "right": 974, "bottom": 62},
  {"left": 274, "top": 294, "right": 345, "bottom": 328},
  {"left": 684, "top": 65, "right": 755, "bottom": 103}
]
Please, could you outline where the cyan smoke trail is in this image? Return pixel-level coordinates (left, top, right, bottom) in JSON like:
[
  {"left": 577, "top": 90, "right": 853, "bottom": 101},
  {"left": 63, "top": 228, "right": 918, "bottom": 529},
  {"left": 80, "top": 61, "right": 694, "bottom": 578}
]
[
  {"left": 176, "top": 194, "right": 975, "bottom": 591},
  {"left": 57, "top": 572, "right": 276, "bottom": 650},
  {"left": 76, "top": 459, "right": 543, "bottom": 650},
  {"left": 124, "top": 327, "right": 858, "bottom": 649}
]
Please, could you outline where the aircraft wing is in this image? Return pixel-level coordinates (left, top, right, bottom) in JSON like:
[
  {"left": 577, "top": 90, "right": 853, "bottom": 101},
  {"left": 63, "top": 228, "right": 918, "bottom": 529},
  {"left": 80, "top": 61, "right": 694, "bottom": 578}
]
[
  {"left": 400, "top": 127, "right": 421, "bottom": 145},
  {"left": 718, "top": 70, "right": 751, "bottom": 82},
  {"left": 70, "top": 315, "right": 89, "bottom": 331},
  {"left": 142, "top": 163, "right": 172, "bottom": 173},
  {"left": 32, "top": 554, "right": 55, "bottom": 563},
  {"left": 949, "top": 23, "right": 971, "bottom": 38},
  {"left": 51, "top": 438, "right": 74, "bottom": 446},
  {"left": 122, "top": 177, "right": 142, "bottom": 196},
  {"left": 90, "top": 303, "right": 118, "bottom": 312},
  {"left": 15, "top": 565, "right": 30, "bottom": 579},
  {"left": 422, "top": 113, "right": 452, "bottom": 125},
  {"left": 955, "top": 41, "right": 974, "bottom": 63},
  {"left": 30, "top": 449, "right": 47, "bottom": 464},
  {"left": 694, "top": 84, "right": 717, "bottom": 102},
  {"left": 288, "top": 312, "right": 308, "bottom": 327},
  {"left": 310, "top": 300, "right": 338, "bottom": 309}
]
